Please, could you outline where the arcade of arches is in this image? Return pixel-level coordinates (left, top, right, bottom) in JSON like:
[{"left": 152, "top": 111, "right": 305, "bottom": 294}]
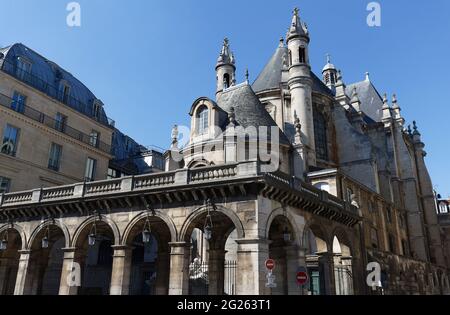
[{"left": 0, "top": 202, "right": 362, "bottom": 296}]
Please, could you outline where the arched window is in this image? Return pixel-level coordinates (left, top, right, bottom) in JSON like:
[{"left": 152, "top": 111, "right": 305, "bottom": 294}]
[
  {"left": 223, "top": 74, "right": 230, "bottom": 89},
  {"left": 288, "top": 50, "right": 292, "bottom": 66},
  {"left": 313, "top": 108, "right": 328, "bottom": 161},
  {"left": 299, "top": 47, "right": 306, "bottom": 63},
  {"left": 196, "top": 106, "right": 209, "bottom": 135}
]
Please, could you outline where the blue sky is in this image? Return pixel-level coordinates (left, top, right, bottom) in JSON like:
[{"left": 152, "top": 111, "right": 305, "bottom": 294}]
[{"left": 1, "top": 0, "right": 449, "bottom": 197}]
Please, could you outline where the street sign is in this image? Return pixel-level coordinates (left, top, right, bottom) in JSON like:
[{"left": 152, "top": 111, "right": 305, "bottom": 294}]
[
  {"left": 265, "top": 259, "right": 275, "bottom": 271},
  {"left": 296, "top": 271, "right": 309, "bottom": 286},
  {"left": 265, "top": 271, "right": 277, "bottom": 288}
]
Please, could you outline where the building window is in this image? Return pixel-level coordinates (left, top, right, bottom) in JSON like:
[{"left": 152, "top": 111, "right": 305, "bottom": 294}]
[
  {"left": 299, "top": 47, "right": 306, "bottom": 63},
  {"left": 388, "top": 234, "right": 396, "bottom": 254},
  {"left": 0, "top": 177, "right": 11, "bottom": 194},
  {"left": 48, "top": 143, "right": 62, "bottom": 172},
  {"left": 371, "top": 228, "right": 379, "bottom": 249},
  {"left": 439, "top": 202, "right": 448, "bottom": 214},
  {"left": 314, "top": 182, "right": 330, "bottom": 193},
  {"left": 345, "top": 187, "right": 353, "bottom": 203},
  {"left": 55, "top": 113, "right": 67, "bottom": 132},
  {"left": 59, "top": 82, "right": 71, "bottom": 104},
  {"left": 11, "top": 91, "right": 27, "bottom": 113},
  {"left": 386, "top": 207, "right": 392, "bottom": 224},
  {"left": 196, "top": 106, "right": 209, "bottom": 135},
  {"left": 368, "top": 200, "right": 377, "bottom": 213},
  {"left": 84, "top": 158, "right": 97, "bottom": 182},
  {"left": 399, "top": 213, "right": 406, "bottom": 229},
  {"left": 107, "top": 168, "right": 121, "bottom": 179},
  {"left": 324, "top": 73, "right": 330, "bottom": 84},
  {"left": 401, "top": 240, "right": 409, "bottom": 257},
  {"left": 1, "top": 125, "right": 20, "bottom": 157},
  {"left": 223, "top": 74, "right": 230, "bottom": 89},
  {"left": 313, "top": 108, "right": 328, "bottom": 161},
  {"left": 93, "top": 101, "right": 102, "bottom": 120},
  {"left": 90, "top": 130, "right": 100, "bottom": 148},
  {"left": 16, "top": 57, "right": 31, "bottom": 81},
  {"left": 288, "top": 50, "right": 292, "bottom": 66}
]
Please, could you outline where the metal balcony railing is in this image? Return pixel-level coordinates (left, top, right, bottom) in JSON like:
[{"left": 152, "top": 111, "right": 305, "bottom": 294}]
[
  {"left": 0, "top": 92, "right": 112, "bottom": 154},
  {"left": 1, "top": 58, "right": 115, "bottom": 128}
]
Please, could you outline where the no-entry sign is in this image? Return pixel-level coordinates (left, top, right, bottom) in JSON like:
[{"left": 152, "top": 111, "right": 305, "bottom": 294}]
[
  {"left": 265, "top": 259, "right": 275, "bottom": 271},
  {"left": 296, "top": 271, "right": 309, "bottom": 286}
]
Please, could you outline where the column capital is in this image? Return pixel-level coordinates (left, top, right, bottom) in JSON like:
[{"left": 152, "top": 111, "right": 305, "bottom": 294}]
[
  {"left": 111, "top": 245, "right": 133, "bottom": 251},
  {"left": 61, "top": 247, "right": 77, "bottom": 253},
  {"left": 168, "top": 242, "right": 191, "bottom": 248},
  {"left": 234, "top": 238, "right": 270, "bottom": 245}
]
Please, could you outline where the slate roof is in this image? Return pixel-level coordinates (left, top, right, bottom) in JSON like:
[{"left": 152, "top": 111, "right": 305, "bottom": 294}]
[
  {"left": 217, "top": 83, "right": 290, "bottom": 146},
  {"left": 252, "top": 45, "right": 334, "bottom": 98},
  {"left": 346, "top": 79, "right": 384, "bottom": 122},
  {"left": 0, "top": 43, "right": 111, "bottom": 126}
]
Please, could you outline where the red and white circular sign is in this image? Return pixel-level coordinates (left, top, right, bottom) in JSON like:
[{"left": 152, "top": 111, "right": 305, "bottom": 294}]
[
  {"left": 265, "top": 259, "right": 275, "bottom": 271},
  {"left": 296, "top": 271, "right": 309, "bottom": 286}
]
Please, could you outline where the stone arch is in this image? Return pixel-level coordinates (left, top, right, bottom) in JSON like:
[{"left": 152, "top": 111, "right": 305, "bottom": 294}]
[
  {"left": 186, "top": 159, "right": 215, "bottom": 169},
  {"left": 179, "top": 205, "right": 245, "bottom": 243},
  {"left": 265, "top": 207, "right": 302, "bottom": 246},
  {"left": 0, "top": 223, "right": 27, "bottom": 250},
  {"left": 122, "top": 210, "right": 178, "bottom": 245},
  {"left": 71, "top": 214, "right": 120, "bottom": 247},
  {"left": 302, "top": 223, "right": 330, "bottom": 254},
  {"left": 330, "top": 226, "right": 354, "bottom": 256},
  {"left": 28, "top": 219, "right": 70, "bottom": 249}
]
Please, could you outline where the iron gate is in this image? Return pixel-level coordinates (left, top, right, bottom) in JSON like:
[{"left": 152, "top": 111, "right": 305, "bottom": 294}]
[{"left": 188, "top": 260, "right": 237, "bottom": 295}]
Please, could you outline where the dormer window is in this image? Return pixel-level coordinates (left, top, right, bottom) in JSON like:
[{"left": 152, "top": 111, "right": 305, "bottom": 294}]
[
  {"left": 16, "top": 57, "right": 32, "bottom": 81},
  {"left": 196, "top": 106, "right": 209, "bottom": 135},
  {"left": 58, "top": 82, "right": 71, "bottom": 104},
  {"left": 93, "top": 100, "right": 103, "bottom": 120}
]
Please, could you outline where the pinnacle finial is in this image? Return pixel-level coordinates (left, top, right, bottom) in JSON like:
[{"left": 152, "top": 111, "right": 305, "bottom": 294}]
[
  {"left": 224, "top": 37, "right": 229, "bottom": 46},
  {"left": 279, "top": 37, "right": 284, "bottom": 47},
  {"left": 245, "top": 68, "right": 249, "bottom": 82},
  {"left": 326, "top": 53, "right": 331, "bottom": 64},
  {"left": 383, "top": 93, "right": 388, "bottom": 103},
  {"left": 293, "top": 7, "right": 299, "bottom": 16},
  {"left": 365, "top": 72, "right": 370, "bottom": 81}
]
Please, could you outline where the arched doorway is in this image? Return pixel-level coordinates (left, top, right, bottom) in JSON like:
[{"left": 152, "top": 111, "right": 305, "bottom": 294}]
[
  {"left": 267, "top": 215, "right": 296, "bottom": 295},
  {"left": 74, "top": 218, "right": 116, "bottom": 295},
  {"left": 303, "top": 225, "right": 329, "bottom": 295},
  {"left": 183, "top": 204, "right": 240, "bottom": 296},
  {"left": 125, "top": 214, "right": 172, "bottom": 295},
  {"left": 0, "top": 227, "right": 22, "bottom": 295},
  {"left": 28, "top": 223, "right": 65, "bottom": 295},
  {"left": 332, "top": 235, "right": 354, "bottom": 295}
]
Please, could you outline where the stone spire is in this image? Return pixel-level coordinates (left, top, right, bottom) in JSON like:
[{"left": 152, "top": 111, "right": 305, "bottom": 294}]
[
  {"left": 381, "top": 93, "right": 392, "bottom": 123},
  {"left": 322, "top": 54, "right": 337, "bottom": 92},
  {"left": 216, "top": 38, "right": 235, "bottom": 67},
  {"left": 392, "top": 94, "right": 404, "bottom": 126},
  {"left": 350, "top": 86, "right": 362, "bottom": 113},
  {"left": 216, "top": 38, "right": 236, "bottom": 98},
  {"left": 287, "top": 8, "right": 309, "bottom": 41}
]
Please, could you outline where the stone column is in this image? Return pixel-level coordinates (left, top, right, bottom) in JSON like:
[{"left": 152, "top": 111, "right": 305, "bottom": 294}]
[
  {"left": 58, "top": 248, "right": 82, "bottom": 295},
  {"left": 317, "top": 251, "right": 335, "bottom": 295},
  {"left": 285, "top": 246, "right": 307, "bottom": 295},
  {"left": 110, "top": 245, "right": 133, "bottom": 295},
  {"left": 14, "top": 250, "right": 33, "bottom": 295},
  {"left": 168, "top": 242, "right": 191, "bottom": 295},
  {"left": 208, "top": 249, "right": 226, "bottom": 295},
  {"left": 235, "top": 239, "right": 270, "bottom": 295}
]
